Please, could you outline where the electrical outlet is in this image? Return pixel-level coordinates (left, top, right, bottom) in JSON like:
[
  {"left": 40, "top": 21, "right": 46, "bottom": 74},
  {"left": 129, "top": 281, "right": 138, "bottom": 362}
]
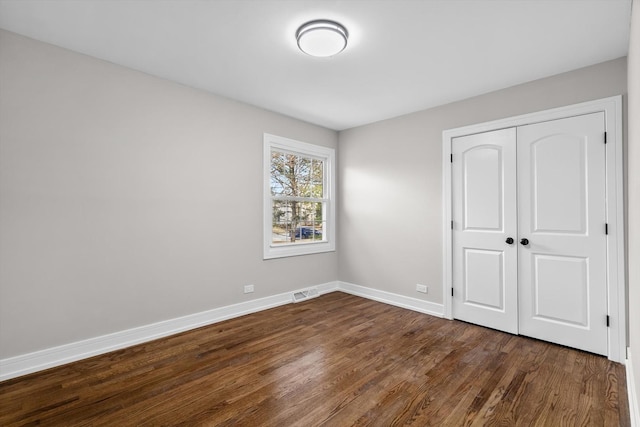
[
  {"left": 416, "top": 284, "right": 428, "bottom": 294},
  {"left": 244, "top": 284, "right": 254, "bottom": 294}
]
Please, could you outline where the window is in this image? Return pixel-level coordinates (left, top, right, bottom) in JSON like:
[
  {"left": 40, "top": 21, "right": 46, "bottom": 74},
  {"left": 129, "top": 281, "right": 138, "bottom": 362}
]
[{"left": 264, "top": 134, "right": 335, "bottom": 259}]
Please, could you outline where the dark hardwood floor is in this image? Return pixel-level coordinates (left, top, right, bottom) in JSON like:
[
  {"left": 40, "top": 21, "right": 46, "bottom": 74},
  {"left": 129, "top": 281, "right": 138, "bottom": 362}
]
[{"left": 0, "top": 292, "right": 630, "bottom": 426}]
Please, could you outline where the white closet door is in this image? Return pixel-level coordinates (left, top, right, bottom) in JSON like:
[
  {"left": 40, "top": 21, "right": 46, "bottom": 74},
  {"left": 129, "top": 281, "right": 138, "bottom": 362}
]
[
  {"left": 517, "top": 112, "right": 608, "bottom": 355},
  {"left": 452, "top": 128, "right": 518, "bottom": 333}
]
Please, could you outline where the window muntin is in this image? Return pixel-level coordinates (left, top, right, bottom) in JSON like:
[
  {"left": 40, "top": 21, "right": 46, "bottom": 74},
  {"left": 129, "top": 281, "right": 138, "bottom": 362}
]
[{"left": 264, "top": 134, "right": 335, "bottom": 259}]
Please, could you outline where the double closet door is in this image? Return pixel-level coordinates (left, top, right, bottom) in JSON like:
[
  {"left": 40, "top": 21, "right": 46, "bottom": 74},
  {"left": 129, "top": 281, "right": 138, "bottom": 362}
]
[{"left": 451, "top": 112, "right": 608, "bottom": 356}]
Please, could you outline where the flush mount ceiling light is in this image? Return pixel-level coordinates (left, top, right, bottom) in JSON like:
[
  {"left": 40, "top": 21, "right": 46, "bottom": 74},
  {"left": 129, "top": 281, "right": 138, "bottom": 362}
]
[{"left": 296, "top": 20, "right": 348, "bottom": 57}]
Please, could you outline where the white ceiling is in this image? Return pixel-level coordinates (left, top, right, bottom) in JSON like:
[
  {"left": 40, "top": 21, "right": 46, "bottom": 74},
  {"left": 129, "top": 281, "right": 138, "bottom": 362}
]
[{"left": 0, "top": 0, "right": 632, "bottom": 130}]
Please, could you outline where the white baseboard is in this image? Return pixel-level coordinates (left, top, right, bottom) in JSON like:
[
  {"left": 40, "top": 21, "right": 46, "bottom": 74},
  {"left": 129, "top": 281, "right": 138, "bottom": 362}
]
[
  {"left": 0, "top": 281, "right": 340, "bottom": 382},
  {"left": 628, "top": 348, "right": 640, "bottom": 427},
  {"left": 338, "top": 281, "right": 444, "bottom": 317},
  {"left": 316, "top": 281, "right": 340, "bottom": 295},
  {"left": 0, "top": 280, "right": 446, "bottom": 382}
]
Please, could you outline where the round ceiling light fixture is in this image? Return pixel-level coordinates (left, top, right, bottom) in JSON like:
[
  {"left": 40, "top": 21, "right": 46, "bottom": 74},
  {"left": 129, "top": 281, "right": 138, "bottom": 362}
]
[{"left": 296, "top": 20, "right": 348, "bottom": 57}]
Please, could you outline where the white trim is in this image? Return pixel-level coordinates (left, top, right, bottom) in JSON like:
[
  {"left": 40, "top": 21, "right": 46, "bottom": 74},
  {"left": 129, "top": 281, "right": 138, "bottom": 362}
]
[
  {"left": 606, "top": 97, "right": 627, "bottom": 364},
  {"left": 442, "top": 96, "right": 626, "bottom": 363},
  {"left": 0, "top": 281, "right": 340, "bottom": 382},
  {"left": 263, "top": 133, "right": 336, "bottom": 259},
  {"left": 316, "top": 281, "right": 340, "bottom": 295},
  {"left": 442, "top": 125, "right": 453, "bottom": 320},
  {"left": 629, "top": 348, "right": 640, "bottom": 427},
  {"left": 338, "top": 281, "right": 444, "bottom": 317}
]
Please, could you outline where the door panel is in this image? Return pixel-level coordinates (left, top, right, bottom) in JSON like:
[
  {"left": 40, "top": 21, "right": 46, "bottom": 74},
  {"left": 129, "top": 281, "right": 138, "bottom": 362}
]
[
  {"left": 452, "top": 128, "right": 518, "bottom": 334},
  {"left": 517, "top": 112, "right": 607, "bottom": 356},
  {"left": 531, "top": 135, "right": 587, "bottom": 234},
  {"left": 464, "top": 147, "right": 503, "bottom": 230},
  {"left": 532, "top": 254, "right": 588, "bottom": 326},
  {"left": 463, "top": 249, "right": 504, "bottom": 310}
]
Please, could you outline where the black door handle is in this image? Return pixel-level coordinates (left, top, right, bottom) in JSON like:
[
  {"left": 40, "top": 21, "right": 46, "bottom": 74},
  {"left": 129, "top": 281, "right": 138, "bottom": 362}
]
[
  {"left": 506, "top": 237, "right": 514, "bottom": 244},
  {"left": 520, "top": 238, "right": 529, "bottom": 245}
]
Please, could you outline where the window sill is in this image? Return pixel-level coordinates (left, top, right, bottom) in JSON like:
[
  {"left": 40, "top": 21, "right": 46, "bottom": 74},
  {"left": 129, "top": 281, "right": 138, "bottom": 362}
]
[{"left": 263, "top": 241, "right": 335, "bottom": 259}]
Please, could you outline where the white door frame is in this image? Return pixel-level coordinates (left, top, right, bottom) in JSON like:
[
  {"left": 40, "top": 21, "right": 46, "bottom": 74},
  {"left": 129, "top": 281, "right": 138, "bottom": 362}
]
[{"left": 442, "top": 96, "right": 626, "bottom": 363}]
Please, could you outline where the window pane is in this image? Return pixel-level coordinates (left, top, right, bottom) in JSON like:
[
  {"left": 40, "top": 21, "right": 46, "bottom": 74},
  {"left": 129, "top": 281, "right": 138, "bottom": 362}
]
[
  {"left": 270, "top": 151, "right": 323, "bottom": 198},
  {"left": 272, "top": 200, "right": 325, "bottom": 244},
  {"left": 311, "top": 159, "right": 324, "bottom": 198},
  {"left": 272, "top": 200, "right": 291, "bottom": 244},
  {"left": 270, "top": 151, "right": 287, "bottom": 196}
]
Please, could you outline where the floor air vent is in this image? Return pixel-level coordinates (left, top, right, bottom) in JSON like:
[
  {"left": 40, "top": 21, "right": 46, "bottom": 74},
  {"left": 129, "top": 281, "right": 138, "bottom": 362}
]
[{"left": 292, "top": 287, "right": 319, "bottom": 303}]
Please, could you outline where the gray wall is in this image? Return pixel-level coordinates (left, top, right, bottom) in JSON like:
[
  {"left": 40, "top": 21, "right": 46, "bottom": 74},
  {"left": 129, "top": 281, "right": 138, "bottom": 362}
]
[
  {"left": 627, "top": 0, "right": 640, "bottom": 413},
  {"left": 338, "top": 57, "right": 627, "bottom": 306},
  {"left": 0, "top": 30, "right": 338, "bottom": 359}
]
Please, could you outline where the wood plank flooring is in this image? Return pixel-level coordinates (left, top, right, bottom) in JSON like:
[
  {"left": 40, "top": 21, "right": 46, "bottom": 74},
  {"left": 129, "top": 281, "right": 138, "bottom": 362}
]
[{"left": 0, "top": 292, "right": 630, "bottom": 426}]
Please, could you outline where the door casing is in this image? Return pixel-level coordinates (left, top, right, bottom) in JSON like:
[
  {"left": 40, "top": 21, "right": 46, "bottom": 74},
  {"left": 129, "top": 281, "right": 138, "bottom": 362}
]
[{"left": 442, "top": 96, "right": 625, "bottom": 363}]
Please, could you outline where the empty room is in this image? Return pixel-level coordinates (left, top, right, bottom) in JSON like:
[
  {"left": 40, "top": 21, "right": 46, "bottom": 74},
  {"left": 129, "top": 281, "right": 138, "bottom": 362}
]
[{"left": 1, "top": 0, "right": 639, "bottom": 425}]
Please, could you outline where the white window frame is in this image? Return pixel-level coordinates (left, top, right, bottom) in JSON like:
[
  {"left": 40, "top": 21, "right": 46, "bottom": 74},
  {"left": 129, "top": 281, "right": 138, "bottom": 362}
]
[{"left": 263, "top": 133, "right": 336, "bottom": 259}]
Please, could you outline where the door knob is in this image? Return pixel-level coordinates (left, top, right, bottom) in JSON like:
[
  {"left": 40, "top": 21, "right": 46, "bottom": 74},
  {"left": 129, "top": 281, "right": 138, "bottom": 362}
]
[
  {"left": 505, "top": 237, "right": 514, "bottom": 244},
  {"left": 520, "top": 238, "right": 529, "bottom": 245}
]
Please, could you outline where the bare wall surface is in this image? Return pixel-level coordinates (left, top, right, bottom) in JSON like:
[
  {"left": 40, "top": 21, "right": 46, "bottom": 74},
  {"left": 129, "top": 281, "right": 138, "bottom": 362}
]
[
  {"left": 627, "top": 0, "right": 640, "bottom": 413},
  {"left": 338, "top": 57, "right": 627, "bottom": 306},
  {"left": 0, "top": 30, "right": 338, "bottom": 359}
]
